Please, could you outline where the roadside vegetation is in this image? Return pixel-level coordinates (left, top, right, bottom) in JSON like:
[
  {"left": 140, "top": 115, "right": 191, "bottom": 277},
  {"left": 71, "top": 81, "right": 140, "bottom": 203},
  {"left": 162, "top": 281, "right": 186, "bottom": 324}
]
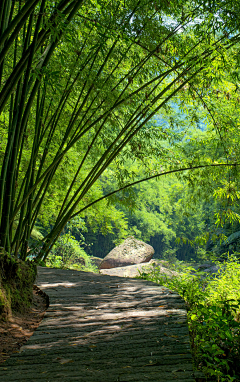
[{"left": 138, "top": 256, "right": 240, "bottom": 381}]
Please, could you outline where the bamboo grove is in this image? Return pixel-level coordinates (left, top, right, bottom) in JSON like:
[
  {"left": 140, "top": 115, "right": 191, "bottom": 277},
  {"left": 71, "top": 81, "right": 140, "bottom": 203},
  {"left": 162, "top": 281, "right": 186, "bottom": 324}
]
[{"left": 0, "top": 0, "right": 240, "bottom": 262}]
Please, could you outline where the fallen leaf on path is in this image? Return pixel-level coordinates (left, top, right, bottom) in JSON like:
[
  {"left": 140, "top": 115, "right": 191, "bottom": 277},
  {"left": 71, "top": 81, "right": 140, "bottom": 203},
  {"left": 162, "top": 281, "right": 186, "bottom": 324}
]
[
  {"left": 172, "top": 368, "right": 185, "bottom": 373},
  {"left": 59, "top": 358, "right": 74, "bottom": 364}
]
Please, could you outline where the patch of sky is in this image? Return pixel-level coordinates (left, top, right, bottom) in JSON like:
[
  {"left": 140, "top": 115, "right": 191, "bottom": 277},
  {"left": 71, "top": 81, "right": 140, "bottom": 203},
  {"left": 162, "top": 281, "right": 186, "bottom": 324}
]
[
  {"left": 150, "top": 102, "right": 207, "bottom": 134},
  {"left": 161, "top": 13, "right": 204, "bottom": 34}
]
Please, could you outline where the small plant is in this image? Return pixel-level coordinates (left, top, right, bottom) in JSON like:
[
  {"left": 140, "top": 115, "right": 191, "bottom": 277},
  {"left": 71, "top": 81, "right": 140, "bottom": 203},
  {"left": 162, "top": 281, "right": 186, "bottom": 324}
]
[
  {"left": 137, "top": 256, "right": 240, "bottom": 381},
  {"left": 46, "top": 233, "right": 98, "bottom": 273}
]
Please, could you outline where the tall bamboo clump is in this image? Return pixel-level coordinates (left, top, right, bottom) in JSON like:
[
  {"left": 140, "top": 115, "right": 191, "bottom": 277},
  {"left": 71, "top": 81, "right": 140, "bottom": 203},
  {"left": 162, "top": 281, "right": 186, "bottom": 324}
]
[
  {"left": 0, "top": 0, "right": 85, "bottom": 258},
  {"left": 0, "top": 0, "right": 238, "bottom": 263}
]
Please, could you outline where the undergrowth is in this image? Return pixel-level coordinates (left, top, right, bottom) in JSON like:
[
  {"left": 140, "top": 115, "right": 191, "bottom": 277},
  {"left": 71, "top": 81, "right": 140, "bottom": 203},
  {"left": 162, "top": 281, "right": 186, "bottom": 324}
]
[
  {"left": 137, "top": 256, "right": 240, "bottom": 382},
  {"left": 45, "top": 235, "right": 98, "bottom": 273}
]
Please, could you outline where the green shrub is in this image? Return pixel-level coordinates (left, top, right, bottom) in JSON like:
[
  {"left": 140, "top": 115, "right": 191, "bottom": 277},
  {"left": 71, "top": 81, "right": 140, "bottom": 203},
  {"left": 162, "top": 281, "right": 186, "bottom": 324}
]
[
  {"left": 46, "top": 234, "right": 98, "bottom": 273},
  {"left": 137, "top": 256, "right": 240, "bottom": 381}
]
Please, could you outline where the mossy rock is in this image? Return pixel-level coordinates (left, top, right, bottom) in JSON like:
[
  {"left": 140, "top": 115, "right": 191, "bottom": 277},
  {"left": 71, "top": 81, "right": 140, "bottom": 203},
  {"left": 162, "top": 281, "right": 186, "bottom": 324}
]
[{"left": 0, "top": 250, "right": 37, "bottom": 320}]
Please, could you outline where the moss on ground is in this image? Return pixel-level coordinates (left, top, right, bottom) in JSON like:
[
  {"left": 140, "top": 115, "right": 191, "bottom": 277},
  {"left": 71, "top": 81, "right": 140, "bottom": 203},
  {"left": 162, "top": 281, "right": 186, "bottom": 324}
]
[{"left": 0, "top": 249, "right": 37, "bottom": 321}]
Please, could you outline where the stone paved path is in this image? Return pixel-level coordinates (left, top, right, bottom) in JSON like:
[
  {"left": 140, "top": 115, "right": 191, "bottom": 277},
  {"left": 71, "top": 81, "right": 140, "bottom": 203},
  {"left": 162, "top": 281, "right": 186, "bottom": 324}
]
[{"left": 0, "top": 267, "right": 202, "bottom": 381}]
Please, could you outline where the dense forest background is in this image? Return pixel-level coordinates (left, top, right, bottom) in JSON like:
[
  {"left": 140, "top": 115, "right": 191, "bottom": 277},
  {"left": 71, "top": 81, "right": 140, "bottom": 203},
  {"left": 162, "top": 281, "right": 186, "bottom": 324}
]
[
  {"left": 33, "top": 98, "right": 240, "bottom": 264},
  {"left": 34, "top": 104, "right": 240, "bottom": 265}
]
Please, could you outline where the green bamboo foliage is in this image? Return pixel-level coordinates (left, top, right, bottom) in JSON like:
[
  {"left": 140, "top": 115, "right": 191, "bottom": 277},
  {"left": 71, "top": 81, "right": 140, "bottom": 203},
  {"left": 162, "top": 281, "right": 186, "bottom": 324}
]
[
  {"left": 0, "top": 0, "right": 84, "bottom": 255},
  {"left": 0, "top": 0, "right": 239, "bottom": 261}
]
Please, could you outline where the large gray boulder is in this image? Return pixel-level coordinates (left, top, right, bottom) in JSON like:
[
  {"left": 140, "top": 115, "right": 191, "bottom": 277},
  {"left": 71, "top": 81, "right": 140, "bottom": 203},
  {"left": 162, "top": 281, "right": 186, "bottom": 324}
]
[{"left": 99, "top": 236, "right": 154, "bottom": 269}]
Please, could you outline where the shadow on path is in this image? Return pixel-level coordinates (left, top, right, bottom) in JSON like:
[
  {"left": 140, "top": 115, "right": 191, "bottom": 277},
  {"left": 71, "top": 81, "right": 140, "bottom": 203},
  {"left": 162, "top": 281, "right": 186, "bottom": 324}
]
[{"left": 0, "top": 267, "right": 202, "bottom": 381}]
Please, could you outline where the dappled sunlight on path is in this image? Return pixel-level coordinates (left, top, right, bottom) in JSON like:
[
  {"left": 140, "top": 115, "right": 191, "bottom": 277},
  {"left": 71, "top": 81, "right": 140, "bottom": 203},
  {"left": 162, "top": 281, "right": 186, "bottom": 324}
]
[{"left": 0, "top": 267, "right": 202, "bottom": 381}]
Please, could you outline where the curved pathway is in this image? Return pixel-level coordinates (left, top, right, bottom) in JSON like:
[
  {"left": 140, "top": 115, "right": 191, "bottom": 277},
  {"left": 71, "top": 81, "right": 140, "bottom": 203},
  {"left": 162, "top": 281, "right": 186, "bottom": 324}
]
[{"left": 0, "top": 267, "right": 202, "bottom": 381}]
